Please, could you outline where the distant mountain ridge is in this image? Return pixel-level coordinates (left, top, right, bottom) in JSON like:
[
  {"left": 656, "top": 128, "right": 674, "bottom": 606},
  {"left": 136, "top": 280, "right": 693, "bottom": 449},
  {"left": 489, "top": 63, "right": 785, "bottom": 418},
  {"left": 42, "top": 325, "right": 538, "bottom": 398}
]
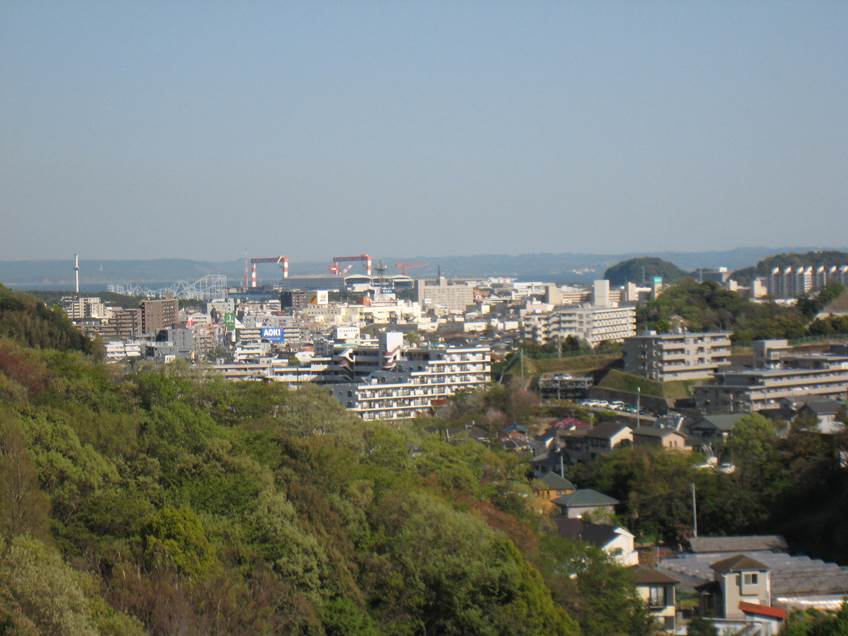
[{"left": 1, "top": 247, "right": 843, "bottom": 289}]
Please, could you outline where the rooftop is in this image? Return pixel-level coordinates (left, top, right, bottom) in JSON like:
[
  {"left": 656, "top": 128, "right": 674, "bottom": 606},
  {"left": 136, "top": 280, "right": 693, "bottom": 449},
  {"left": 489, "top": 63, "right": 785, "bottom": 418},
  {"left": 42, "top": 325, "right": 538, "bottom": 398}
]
[
  {"left": 553, "top": 488, "right": 619, "bottom": 508},
  {"left": 711, "top": 554, "right": 770, "bottom": 574},
  {"left": 687, "top": 535, "right": 788, "bottom": 554}
]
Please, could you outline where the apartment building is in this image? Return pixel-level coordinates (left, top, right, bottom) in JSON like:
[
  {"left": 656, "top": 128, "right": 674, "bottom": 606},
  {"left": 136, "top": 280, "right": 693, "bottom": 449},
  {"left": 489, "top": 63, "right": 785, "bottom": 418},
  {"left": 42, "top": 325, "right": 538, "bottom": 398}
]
[
  {"left": 623, "top": 331, "right": 732, "bottom": 382},
  {"left": 530, "top": 305, "right": 637, "bottom": 348},
  {"left": 61, "top": 296, "right": 108, "bottom": 321},
  {"left": 767, "top": 264, "right": 848, "bottom": 299},
  {"left": 330, "top": 345, "right": 491, "bottom": 420},
  {"left": 416, "top": 277, "right": 475, "bottom": 313},
  {"left": 695, "top": 349, "right": 848, "bottom": 413},
  {"left": 99, "top": 307, "right": 142, "bottom": 339},
  {"left": 140, "top": 298, "right": 179, "bottom": 335}
]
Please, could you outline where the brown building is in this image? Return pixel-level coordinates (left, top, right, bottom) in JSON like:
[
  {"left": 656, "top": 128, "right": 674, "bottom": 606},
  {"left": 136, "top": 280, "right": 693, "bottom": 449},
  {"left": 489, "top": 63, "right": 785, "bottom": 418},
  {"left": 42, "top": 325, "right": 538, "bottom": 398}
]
[
  {"left": 141, "top": 299, "right": 179, "bottom": 335},
  {"left": 100, "top": 308, "right": 142, "bottom": 339}
]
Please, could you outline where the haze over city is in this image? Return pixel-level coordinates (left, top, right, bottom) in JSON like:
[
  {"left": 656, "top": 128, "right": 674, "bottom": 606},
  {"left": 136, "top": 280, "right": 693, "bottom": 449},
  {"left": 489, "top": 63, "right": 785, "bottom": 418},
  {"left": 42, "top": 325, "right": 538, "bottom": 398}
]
[{"left": 2, "top": 2, "right": 846, "bottom": 261}]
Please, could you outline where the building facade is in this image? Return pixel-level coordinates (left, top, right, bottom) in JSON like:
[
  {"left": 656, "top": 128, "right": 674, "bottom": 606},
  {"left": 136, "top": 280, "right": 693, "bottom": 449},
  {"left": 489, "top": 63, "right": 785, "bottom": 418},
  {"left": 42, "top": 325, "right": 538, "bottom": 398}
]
[
  {"left": 623, "top": 331, "right": 732, "bottom": 382},
  {"left": 695, "top": 349, "right": 848, "bottom": 413},
  {"left": 140, "top": 298, "right": 179, "bottom": 335}
]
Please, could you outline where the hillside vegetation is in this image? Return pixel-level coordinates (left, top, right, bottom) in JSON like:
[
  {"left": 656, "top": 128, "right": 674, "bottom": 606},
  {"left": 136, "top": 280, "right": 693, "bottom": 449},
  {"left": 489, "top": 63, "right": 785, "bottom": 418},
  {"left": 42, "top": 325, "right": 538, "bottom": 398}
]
[
  {"left": 637, "top": 279, "right": 810, "bottom": 342},
  {"left": 604, "top": 257, "right": 689, "bottom": 286},
  {"left": 0, "top": 331, "right": 661, "bottom": 635},
  {"left": 0, "top": 285, "right": 94, "bottom": 354}
]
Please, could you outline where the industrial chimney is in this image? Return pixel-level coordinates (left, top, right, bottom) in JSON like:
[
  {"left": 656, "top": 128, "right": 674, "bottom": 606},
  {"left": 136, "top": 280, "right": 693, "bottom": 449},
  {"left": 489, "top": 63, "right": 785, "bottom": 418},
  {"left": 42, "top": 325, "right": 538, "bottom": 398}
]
[{"left": 74, "top": 253, "right": 80, "bottom": 296}]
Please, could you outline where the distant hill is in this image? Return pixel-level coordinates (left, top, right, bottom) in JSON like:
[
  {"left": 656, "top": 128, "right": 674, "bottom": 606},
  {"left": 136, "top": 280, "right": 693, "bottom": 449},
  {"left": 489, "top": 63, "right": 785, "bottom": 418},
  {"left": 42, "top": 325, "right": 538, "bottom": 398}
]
[
  {"left": 1, "top": 247, "right": 843, "bottom": 288},
  {"left": 603, "top": 257, "right": 690, "bottom": 286},
  {"left": 732, "top": 250, "right": 848, "bottom": 284},
  {"left": 0, "top": 285, "right": 93, "bottom": 353}
]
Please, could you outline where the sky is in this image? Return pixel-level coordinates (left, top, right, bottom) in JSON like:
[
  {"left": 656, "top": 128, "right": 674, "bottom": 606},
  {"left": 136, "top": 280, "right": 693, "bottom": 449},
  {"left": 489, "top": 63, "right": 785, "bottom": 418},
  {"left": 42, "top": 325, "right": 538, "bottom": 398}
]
[{"left": 1, "top": 1, "right": 846, "bottom": 261}]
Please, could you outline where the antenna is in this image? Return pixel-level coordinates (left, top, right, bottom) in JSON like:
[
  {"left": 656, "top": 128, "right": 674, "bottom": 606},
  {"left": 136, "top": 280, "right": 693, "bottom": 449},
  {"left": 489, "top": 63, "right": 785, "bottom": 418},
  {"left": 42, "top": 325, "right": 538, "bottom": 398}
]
[{"left": 74, "top": 253, "right": 80, "bottom": 296}]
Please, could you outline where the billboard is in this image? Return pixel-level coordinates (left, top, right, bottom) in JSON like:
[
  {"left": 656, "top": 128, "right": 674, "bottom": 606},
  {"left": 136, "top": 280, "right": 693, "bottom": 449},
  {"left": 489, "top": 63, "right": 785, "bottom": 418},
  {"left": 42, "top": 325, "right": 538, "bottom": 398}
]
[
  {"left": 260, "top": 327, "right": 285, "bottom": 343},
  {"left": 223, "top": 312, "right": 236, "bottom": 332}
]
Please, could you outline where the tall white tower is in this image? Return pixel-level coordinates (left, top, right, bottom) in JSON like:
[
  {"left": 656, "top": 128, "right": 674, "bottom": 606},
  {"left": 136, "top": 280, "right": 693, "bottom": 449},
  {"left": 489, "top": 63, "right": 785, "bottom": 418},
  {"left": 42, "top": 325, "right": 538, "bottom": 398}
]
[{"left": 74, "top": 253, "right": 80, "bottom": 295}]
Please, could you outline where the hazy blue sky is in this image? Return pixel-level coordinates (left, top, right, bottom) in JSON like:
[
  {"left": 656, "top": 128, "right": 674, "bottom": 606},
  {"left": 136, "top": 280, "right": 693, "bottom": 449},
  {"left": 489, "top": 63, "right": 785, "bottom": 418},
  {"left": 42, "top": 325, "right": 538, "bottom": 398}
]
[{"left": 2, "top": 1, "right": 846, "bottom": 261}]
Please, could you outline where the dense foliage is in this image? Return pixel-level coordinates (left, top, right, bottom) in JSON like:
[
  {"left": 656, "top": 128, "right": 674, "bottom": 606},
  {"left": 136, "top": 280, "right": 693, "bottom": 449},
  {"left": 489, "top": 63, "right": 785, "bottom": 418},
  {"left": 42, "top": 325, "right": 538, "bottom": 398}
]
[
  {"left": 783, "top": 603, "right": 848, "bottom": 635},
  {"left": 0, "top": 335, "right": 660, "bottom": 635},
  {"left": 570, "top": 414, "right": 848, "bottom": 561},
  {"left": 603, "top": 257, "right": 689, "bottom": 287},
  {"left": 0, "top": 285, "right": 94, "bottom": 354},
  {"left": 637, "top": 279, "right": 810, "bottom": 341}
]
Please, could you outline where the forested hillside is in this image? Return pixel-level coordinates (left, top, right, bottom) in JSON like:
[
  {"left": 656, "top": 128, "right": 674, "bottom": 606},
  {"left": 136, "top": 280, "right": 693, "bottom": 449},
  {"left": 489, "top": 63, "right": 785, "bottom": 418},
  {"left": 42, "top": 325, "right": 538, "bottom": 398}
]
[
  {"left": 604, "top": 257, "right": 690, "bottom": 286},
  {"left": 0, "top": 285, "right": 94, "bottom": 354},
  {"left": 0, "top": 333, "right": 657, "bottom": 635},
  {"left": 636, "top": 279, "right": 847, "bottom": 341}
]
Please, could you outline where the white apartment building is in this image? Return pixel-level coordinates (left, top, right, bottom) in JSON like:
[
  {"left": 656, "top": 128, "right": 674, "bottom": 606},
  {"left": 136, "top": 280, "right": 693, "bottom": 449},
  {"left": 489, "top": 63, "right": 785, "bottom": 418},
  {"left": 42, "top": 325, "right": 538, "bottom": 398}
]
[
  {"left": 331, "top": 345, "right": 491, "bottom": 420},
  {"left": 623, "top": 331, "right": 733, "bottom": 382},
  {"left": 62, "top": 296, "right": 108, "bottom": 321},
  {"left": 527, "top": 304, "right": 637, "bottom": 348}
]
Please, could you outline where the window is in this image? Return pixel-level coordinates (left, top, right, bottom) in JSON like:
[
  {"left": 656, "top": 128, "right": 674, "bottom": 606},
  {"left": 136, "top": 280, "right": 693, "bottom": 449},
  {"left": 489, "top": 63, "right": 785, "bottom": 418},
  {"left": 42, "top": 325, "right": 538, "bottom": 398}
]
[
  {"left": 743, "top": 573, "right": 759, "bottom": 586},
  {"left": 648, "top": 585, "right": 667, "bottom": 607}
]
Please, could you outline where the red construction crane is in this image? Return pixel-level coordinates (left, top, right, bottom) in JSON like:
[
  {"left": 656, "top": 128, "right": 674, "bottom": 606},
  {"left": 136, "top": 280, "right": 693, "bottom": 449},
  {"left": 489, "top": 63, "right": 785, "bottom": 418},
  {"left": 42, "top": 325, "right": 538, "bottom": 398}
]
[
  {"left": 330, "top": 254, "right": 372, "bottom": 276},
  {"left": 394, "top": 261, "right": 428, "bottom": 275},
  {"left": 246, "top": 256, "right": 289, "bottom": 289}
]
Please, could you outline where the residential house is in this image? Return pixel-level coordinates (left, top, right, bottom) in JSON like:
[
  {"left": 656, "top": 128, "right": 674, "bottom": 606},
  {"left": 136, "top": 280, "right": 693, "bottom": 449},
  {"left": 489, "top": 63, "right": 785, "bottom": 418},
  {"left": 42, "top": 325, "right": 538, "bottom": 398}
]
[
  {"left": 631, "top": 566, "right": 679, "bottom": 633},
  {"left": 688, "top": 413, "right": 747, "bottom": 442},
  {"left": 533, "top": 472, "right": 576, "bottom": 502},
  {"left": 553, "top": 488, "right": 619, "bottom": 520},
  {"left": 632, "top": 426, "right": 692, "bottom": 451},
  {"left": 797, "top": 399, "right": 846, "bottom": 434},
  {"left": 698, "top": 555, "right": 772, "bottom": 619},
  {"left": 557, "top": 518, "right": 638, "bottom": 566},
  {"left": 561, "top": 421, "right": 633, "bottom": 463}
]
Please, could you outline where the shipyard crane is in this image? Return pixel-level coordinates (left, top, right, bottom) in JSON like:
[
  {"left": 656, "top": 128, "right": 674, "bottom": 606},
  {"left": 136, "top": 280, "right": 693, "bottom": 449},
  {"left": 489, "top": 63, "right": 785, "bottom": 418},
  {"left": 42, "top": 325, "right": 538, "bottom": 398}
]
[
  {"left": 245, "top": 256, "right": 289, "bottom": 289},
  {"left": 330, "top": 253, "right": 372, "bottom": 276},
  {"left": 394, "top": 261, "right": 428, "bottom": 275}
]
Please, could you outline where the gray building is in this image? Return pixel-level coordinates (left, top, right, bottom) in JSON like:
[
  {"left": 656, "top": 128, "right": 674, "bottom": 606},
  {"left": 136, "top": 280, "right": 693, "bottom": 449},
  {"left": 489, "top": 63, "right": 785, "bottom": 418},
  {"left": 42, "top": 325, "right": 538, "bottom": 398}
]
[
  {"left": 695, "top": 348, "right": 848, "bottom": 413},
  {"left": 623, "top": 331, "right": 732, "bottom": 382}
]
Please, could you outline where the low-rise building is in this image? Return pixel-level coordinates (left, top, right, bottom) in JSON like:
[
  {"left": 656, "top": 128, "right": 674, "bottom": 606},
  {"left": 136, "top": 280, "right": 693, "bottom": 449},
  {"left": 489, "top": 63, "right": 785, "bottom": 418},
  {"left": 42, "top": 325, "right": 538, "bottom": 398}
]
[
  {"left": 695, "top": 351, "right": 848, "bottom": 413},
  {"left": 623, "top": 331, "right": 732, "bottom": 382},
  {"left": 556, "top": 518, "right": 638, "bottom": 566},
  {"left": 632, "top": 426, "right": 692, "bottom": 451},
  {"left": 631, "top": 566, "right": 679, "bottom": 633},
  {"left": 552, "top": 488, "right": 619, "bottom": 520}
]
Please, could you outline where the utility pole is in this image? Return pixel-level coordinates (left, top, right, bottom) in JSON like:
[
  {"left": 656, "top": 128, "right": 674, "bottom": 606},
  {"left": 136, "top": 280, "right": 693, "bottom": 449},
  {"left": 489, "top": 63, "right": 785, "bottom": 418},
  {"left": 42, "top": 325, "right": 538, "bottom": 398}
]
[
  {"left": 560, "top": 453, "right": 565, "bottom": 479},
  {"left": 519, "top": 347, "right": 525, "bottom": 378},
  {"left": 636, "top": 386, "right": 641, "bottom": 429},
  {"left": 691, "top": 482, "right": 698, "bottom": 537}
]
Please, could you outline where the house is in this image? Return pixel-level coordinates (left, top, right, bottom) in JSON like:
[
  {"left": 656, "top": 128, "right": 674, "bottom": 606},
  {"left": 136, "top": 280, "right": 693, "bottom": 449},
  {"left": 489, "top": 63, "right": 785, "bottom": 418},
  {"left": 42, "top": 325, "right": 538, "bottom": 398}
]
[
  {"left": 557, "top": 518, "right": 638, "bottom": 566},
  {"left": 797, "top": 399, "right": 846, "bottom": 434},
  {"left": 530, "top": 447, "right": 567, "bottom": 478},
  {"left": 697, "top": 555, "right": 772, "bottom": 619},
  {"left": 561, "top": 421, "right": 633, "bottom": 462},
  {"left": 630, "top": 565, "right": 679, "bottom": 633},
  {"left": 690, "top": 555, "right": 786, "bottom": 634},
  {"left": 552, "top": 488, "right": 619, "bottom": 520},
  {"left": 660, "top": 550, "right": 848, "bottom": 614},
  {"left": 533, "top": 471, "right": 576, "bottom": 502},
  {"left": 632, "top": 426, "right": 692, "bottom": 451},
  {"left": 688, "top": 413, "right": 747, "bottom": 441}
]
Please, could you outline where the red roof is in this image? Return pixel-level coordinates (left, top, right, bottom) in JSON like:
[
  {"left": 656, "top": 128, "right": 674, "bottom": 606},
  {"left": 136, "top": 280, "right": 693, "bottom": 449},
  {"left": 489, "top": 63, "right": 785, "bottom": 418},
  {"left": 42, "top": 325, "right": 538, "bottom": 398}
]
[{"left": 739, "top": 602, "right": 787, "bottom": 620}]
